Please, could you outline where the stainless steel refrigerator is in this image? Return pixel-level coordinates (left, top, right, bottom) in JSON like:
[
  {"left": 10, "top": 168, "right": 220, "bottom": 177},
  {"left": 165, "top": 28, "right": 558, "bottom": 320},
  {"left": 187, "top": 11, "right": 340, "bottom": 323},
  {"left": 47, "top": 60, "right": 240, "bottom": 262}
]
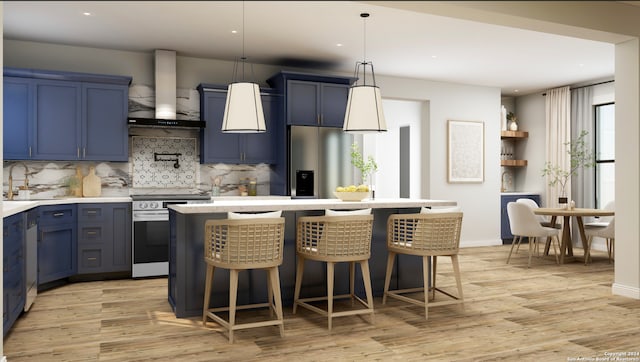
[{"left": 289, "top": 126, "right": 354, "bottom": 198}]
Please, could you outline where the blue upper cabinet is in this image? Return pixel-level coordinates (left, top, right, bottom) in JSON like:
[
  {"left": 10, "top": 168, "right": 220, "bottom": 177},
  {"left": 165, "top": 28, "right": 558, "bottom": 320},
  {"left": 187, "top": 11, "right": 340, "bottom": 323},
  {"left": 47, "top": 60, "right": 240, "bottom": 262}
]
[
  {"left": 82, "top": 83, "right": 129, "bottom": 161},
  {"left": 3, "top": 77, "right": 33, "bottom": 159},
  {"left": 198, "top": 84, "right": 279, "bottom": 164},
  {"left": 3, "top": 68, "right": 132, "bottom": 161},
  {"left": 266, "top": 71, "right": 355, "bottom": 128},
  {"left": 33, "top": 79, "right": 83, "bottom": 160}
]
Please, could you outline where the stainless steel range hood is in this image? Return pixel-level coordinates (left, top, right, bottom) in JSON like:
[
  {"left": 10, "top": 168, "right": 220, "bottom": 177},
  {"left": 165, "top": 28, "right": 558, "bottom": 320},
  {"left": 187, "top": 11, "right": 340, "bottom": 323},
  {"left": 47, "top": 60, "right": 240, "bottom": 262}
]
[{"left": 128, "top": 50, "right": 205, "bottom": 129}]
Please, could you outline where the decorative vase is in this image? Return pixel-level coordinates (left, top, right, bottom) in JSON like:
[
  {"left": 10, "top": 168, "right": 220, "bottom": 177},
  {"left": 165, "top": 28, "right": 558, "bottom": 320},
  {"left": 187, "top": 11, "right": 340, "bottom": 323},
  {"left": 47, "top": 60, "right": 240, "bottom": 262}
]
[{"left": 509, "top": 120, "right": 518, "bottom": 131}]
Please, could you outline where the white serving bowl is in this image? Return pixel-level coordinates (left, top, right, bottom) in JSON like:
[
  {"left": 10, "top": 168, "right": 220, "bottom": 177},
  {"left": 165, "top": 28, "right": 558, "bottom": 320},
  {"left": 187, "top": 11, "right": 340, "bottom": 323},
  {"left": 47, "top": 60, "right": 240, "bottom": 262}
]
[{"left": 333, "top": 191, "right": 369, "bottom": 202}]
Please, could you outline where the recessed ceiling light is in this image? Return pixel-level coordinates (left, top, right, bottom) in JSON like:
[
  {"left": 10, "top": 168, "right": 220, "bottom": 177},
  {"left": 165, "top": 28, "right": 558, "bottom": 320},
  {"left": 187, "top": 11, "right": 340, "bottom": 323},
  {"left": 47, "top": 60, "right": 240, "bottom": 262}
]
[
  {"left": 431, "top": 55, "right": 437, "bottom": 59},
  {"left": 336, "top": 43, "right": 343, "bottom": 47},
  {"left": 579, "top": 63, "right": 585, "bottom": 67},
  {"left": 231, "top": 30, "right": 238, "bottom": 34},
  {"left": 82, "top": 12, "right": 92, "bottom": 16},
  {"left": 514, "top": 89, "right": 520, "bottom": 93}
]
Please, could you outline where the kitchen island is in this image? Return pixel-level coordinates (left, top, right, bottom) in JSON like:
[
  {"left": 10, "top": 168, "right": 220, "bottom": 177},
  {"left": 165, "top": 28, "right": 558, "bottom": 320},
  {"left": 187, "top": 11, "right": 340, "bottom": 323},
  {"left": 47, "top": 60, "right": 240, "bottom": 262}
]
[{"left": 168, "top": 198, "right": 457, "bottom": 318}]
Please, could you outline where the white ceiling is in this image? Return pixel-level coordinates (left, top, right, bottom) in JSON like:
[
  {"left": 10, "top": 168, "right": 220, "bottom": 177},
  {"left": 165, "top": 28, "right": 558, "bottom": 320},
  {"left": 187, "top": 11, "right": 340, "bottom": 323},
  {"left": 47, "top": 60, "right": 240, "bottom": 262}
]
[{"left": 3, "top": 1, "right": 618, "bottom": 96}]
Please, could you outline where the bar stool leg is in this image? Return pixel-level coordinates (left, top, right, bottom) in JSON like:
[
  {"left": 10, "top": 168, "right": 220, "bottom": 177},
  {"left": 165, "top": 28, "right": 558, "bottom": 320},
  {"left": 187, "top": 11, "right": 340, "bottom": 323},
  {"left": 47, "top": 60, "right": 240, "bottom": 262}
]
[
  {"left": 228, "top": 269, "right": 239, "bottom": 343},
  {"left": 268, "top": 266, "right": 285, "bottom": 337},
  {"left": 451, "top": 254, "right": 465, "bottom": 312},
  {"left": 382, "top": 252, "right": 396, "bottom": 305},
  {"left": 267, "top": 268, "right": 274, "bottom": 317},
  {"left": 293, "top": 256, "right": 305, "bottom": 314},
  {"left": 203, "top": 264, "right": 214, "bottom": 325},
  {"left": 432, "top": 256, "right": 438, "bottom": 300},
  {"left": 327, "top": 261, "right": 335, "bottom": 331},
  {"left": 360, "top": 260, "right": 374, "bottom": 324},
  {"left": 423, "top": 255, "right": 429, "bottom": 320},
  {"left": 349, "top": 261, "right": 356, "bottom": 305}
]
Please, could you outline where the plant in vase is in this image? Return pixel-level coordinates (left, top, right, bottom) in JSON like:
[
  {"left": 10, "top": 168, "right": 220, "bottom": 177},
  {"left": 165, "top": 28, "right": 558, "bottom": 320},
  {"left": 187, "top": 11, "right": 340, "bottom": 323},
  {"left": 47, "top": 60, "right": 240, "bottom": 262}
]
[
  {"left": 350, "top": 142, "right": 378, "bottom": 196},
  {"left": 507, "top": 112, "right": 518, "bottom": 131},
  {"left": 541, "top": 130, "right": 595, "bottom": 207}
]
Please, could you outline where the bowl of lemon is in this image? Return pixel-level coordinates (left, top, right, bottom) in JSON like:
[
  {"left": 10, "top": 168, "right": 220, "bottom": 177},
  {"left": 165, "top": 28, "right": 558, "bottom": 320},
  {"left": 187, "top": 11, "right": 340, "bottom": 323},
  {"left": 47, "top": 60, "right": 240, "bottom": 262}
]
[{"left": 333, "top": 185, "right": 370, "bottom": 201}]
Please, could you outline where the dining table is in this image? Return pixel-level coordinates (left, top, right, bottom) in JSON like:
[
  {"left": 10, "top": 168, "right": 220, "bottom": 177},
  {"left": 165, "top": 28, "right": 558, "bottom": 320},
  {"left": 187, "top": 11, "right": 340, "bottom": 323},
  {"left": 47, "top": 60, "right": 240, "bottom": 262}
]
[{"left": 533, "top": 207, "right": 615, "bottom": 264}]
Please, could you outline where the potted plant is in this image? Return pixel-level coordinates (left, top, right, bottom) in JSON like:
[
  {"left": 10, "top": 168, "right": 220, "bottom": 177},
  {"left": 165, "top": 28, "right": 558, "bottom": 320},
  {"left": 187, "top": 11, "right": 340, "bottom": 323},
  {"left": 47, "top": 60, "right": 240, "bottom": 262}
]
[
  {"left": 541, "top": 130, "right": 595, "bottom": 206},
  {"left": 350, "top": 142, "right": 378, "bottom": 186},
  {"left": 507, "top": 112, "right": 518, "bottom": 131}
]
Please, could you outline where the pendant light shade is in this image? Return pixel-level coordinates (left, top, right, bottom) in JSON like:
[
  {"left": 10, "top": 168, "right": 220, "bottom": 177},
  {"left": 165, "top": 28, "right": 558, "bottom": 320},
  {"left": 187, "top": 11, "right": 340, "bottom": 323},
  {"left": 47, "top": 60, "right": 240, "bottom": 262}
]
[
  {"left": 222, "top": 81, "right": 266, "bottom": 132},
  {"left": 222, "top": 2, "right": 266, "bottom": 133},
  {"left": 343, "top": 13, "right": 387, "bottom": 133}
]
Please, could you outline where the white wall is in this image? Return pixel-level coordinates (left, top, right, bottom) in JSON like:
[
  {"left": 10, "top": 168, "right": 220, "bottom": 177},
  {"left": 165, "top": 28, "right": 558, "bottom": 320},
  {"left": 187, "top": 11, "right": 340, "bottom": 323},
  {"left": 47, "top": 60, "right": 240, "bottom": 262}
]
[{"left": 374, "top": 76, "right": 502, "bottom": 247}]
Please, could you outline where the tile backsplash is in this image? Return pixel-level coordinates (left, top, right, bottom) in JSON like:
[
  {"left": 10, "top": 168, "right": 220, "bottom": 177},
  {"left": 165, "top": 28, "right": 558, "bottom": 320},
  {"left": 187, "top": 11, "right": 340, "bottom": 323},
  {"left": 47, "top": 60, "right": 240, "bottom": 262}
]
[{"left": 131, "top": 136, "right": 198, "bottom": 188}]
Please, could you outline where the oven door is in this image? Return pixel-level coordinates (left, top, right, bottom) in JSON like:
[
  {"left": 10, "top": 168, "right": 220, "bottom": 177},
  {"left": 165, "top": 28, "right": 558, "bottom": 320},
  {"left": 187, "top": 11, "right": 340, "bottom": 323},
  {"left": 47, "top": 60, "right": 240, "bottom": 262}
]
[{"left": 132, "top": 209, "right": 169, "bottom": 277}]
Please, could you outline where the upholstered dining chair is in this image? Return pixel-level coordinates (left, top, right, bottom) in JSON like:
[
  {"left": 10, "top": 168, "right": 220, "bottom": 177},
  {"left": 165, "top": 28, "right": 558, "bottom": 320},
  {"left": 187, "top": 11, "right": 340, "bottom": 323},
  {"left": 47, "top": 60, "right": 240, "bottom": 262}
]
[
  {"left": 584, "top": 217, "right": 615, "bottom": 264},
  {"left": 507, "top": 202, "right": 561, "bottom": 267},
  {"left": 202, "top": 213, "right": 285, "bottom": 343},
  {"left": 382, "top": 210, "right": 464, "bottom": 320},
  {"left": 293, "top": 212, "right": 374, "bottom": 330},
  {"left": 516, "top": 198, "right": 560, "bottom": 228}
]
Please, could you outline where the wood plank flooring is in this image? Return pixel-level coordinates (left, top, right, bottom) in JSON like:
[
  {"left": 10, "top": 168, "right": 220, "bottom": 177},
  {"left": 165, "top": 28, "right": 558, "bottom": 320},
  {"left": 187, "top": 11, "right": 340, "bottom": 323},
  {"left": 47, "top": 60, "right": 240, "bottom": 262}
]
[{"left": 4, "top": 245, "right": 639, "bottom": 361}]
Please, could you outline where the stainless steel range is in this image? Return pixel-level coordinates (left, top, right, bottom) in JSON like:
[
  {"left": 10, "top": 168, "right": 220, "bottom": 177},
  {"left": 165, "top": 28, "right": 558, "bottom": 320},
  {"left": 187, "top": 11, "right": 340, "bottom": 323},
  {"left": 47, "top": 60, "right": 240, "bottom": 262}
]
[{"left": 132, "top": 194, "right": 210, "bottom": 278}]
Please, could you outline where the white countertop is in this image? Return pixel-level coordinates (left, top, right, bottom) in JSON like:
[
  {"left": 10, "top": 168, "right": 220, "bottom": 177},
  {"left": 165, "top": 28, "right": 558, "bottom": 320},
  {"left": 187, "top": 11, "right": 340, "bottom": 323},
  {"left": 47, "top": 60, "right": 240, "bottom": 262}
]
[
  {"left": 169, "top": 198, "right": 457, "bottom": 214},
  {"left": 2, "top": 197, "right": 132, "bottom": 218}
]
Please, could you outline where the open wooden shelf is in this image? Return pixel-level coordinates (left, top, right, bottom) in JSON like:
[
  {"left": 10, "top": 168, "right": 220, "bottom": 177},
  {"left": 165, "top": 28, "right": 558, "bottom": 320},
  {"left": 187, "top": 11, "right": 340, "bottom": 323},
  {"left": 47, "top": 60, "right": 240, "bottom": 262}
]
[
  {"left": 501, "top": 130, "right": 529, "bottom": 139},
  {"left": 501, "top": 159, "right": 528, "bottom": 167}
]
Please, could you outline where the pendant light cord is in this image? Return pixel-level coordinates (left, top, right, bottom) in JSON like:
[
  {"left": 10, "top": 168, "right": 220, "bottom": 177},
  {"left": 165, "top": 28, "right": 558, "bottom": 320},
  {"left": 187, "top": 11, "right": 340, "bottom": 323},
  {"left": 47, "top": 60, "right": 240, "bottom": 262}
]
[
  {"left": 361, "top": 13, "right": 370, "bottom": 86},
  {"left": 241, "top": 1, "right": 246, "bottom": 81}
]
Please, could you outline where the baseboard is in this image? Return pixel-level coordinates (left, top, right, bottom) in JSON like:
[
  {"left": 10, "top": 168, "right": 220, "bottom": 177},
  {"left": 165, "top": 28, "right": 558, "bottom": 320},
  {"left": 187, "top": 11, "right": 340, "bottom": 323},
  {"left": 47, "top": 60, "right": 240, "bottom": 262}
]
[
  {"left": 612, "top": 283, "right": 640, "bottom": 299},
  {"left": 461, "top": 239, "right": 502, "bottom": 248}
]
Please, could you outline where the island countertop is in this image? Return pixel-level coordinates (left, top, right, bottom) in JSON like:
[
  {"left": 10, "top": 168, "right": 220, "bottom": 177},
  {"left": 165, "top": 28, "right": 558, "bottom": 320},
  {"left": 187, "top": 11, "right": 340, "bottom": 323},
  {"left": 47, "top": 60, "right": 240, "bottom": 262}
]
[{"left": 169, "top": 198, "right": 457, "bottom": 214}]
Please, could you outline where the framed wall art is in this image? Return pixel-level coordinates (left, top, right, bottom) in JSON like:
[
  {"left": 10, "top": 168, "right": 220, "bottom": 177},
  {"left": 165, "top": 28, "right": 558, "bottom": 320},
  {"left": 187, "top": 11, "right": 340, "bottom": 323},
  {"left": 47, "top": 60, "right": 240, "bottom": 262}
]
[{"left": 447, "top": 120, "right": 484, "bottom": 183}]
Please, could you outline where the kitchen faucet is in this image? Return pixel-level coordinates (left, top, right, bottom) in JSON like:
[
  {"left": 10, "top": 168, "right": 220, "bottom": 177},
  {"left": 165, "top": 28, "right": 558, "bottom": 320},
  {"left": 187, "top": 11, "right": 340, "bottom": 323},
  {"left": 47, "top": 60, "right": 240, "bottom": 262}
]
[{"left": 7, "top": 162, "right": 30, "bottom": 200}]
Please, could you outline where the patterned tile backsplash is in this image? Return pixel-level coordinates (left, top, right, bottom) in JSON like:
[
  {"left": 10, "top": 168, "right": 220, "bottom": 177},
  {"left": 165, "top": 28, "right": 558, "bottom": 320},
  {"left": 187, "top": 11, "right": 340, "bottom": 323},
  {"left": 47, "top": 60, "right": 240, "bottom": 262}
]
[{"left": 131, "top": 136, "right": 199, "bottom": 188}]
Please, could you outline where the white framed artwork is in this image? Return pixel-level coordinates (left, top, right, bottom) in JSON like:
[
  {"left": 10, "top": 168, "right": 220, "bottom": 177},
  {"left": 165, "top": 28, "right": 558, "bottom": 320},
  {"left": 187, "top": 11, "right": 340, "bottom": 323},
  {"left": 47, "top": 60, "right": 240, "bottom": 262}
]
[{"left": 447, "top": 120, "right": 484, "bottom": 183}]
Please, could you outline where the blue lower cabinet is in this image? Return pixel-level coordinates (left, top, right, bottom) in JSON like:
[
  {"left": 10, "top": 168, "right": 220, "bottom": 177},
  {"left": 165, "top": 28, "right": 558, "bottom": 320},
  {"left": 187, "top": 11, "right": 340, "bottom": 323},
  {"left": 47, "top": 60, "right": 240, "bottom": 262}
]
[
  {"left": 3, "top": 212, "right": 26, "bottom": 337},
  {"left": 501, "top": 193, "right": 540, "bottom": 243},
  {"left": 38, "top": 205, "right": 77, "bottom": 285}
]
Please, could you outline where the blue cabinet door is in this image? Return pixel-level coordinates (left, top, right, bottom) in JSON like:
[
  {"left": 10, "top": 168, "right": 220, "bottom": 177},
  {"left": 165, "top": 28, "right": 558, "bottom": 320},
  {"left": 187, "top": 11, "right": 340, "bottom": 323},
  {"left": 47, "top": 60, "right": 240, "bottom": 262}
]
[
  {"left": 3, "top": 212, "right": 25, "bottom": 337},
  {"left": 319, "top": 83, "right": 350, "bottom": 128},
  {"left": 501, "top": 194, "right": 541, "bottom": 243},
  {"left": 82, "top": 83, "right": 129, "bottom": 161},
  {"left": 3, "top": 77, "right": 33, "bottom": 160},
  {"left": 33, "top": 79, "right": 82, "bottom": 160},
  {"left": 199, "top": 87, "right": 278, "bottom": 164},
  {"left": 38, "top": 205, "right": 77, "bottom": 285},
  {"left": 200, "top": 90, "right": 242, "bottom": 164},
  {"left": 242, "top": 92, "right": 279, "bottom": 164},
  {"left": 287, "top": 80, "right": 320, "bottom": 126}
]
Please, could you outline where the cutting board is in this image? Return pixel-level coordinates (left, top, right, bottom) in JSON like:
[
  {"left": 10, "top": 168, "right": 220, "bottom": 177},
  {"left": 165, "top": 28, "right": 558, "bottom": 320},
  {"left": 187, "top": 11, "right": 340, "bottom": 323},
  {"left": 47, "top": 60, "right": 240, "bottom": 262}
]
[{"left": 83, "top": 166, "right": 102, "bottom": 197}]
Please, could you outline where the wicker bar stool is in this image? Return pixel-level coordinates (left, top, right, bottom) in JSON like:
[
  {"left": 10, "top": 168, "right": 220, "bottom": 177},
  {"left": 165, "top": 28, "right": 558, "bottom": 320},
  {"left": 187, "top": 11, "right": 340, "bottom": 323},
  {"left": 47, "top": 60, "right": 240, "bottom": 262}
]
[
  {"left": 293, "top": 214, "right": 374, "bottom": 330},
  {"left": 202, "top": 217, "right": 285, "bottom": 343},
  {"left": 382, "top": 212, "right": 464, "bottom": 320}
]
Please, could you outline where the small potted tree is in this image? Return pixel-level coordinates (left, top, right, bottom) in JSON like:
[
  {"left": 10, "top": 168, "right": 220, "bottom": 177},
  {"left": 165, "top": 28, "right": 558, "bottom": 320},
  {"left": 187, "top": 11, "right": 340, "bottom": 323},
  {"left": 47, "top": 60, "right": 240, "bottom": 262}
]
[{"left": 542, "top": 130, "right": 595, "bottom": 207}]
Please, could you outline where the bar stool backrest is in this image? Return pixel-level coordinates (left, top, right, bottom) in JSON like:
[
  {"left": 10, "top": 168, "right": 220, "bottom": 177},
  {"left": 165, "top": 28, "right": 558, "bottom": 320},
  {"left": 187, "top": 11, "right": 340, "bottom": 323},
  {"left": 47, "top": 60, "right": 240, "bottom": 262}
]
[
  {"left": 296, "top": 215, "right": 374, "bottom": 262},
  {"left": 387, "top": 212, "right": 463, "bottom": 255}
]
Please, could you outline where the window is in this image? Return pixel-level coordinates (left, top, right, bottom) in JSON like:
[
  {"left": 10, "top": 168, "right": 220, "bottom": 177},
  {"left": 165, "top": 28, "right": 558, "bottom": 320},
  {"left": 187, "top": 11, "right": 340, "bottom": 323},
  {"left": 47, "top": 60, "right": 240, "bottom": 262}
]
[{"left": 594, "top": 103, "right": 615, "bottom": 209}]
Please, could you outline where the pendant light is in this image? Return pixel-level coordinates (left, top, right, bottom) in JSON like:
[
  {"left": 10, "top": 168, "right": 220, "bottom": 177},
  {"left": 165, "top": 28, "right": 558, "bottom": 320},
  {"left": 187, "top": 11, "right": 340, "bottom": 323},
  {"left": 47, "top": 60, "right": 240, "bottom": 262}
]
[
  {"left": 221, "top": 1, "right": 266, "bottom": 133},
  {"left": 343, "top": 13, "right": 387, "bottom": 133}
]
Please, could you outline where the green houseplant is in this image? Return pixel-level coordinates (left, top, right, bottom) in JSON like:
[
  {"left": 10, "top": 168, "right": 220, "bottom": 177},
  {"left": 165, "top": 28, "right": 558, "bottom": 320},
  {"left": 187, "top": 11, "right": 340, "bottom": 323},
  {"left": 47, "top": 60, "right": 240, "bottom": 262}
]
[
  {"left": 541, "top": 130, "right": 595, "bottom": 204},
  {"left": 350, "top": 142, "right": 378, "bottom": 186}
]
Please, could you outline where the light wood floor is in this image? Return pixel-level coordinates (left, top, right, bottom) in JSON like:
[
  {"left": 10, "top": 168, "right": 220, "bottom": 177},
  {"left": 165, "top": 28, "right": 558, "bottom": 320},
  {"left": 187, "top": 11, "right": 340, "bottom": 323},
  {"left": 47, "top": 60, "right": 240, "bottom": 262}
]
[{"left": 4, "top": 245, "right": 639, "bottom": 361}]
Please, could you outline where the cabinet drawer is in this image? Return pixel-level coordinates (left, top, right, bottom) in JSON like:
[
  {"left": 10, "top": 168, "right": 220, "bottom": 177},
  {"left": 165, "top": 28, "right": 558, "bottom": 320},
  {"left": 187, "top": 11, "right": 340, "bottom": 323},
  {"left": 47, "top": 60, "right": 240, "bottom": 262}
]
[
  {"left": 79, "top": 249, "right": 102, "bottom": 270},
  {"left": 78, "top": 206, "right": 106, "bottom": 222},
  {"left": 78, "top": 226, "right": 103, "bottom": 243},
  {"left": 38, "top": 205, "right": 76, "bottom": 225}
]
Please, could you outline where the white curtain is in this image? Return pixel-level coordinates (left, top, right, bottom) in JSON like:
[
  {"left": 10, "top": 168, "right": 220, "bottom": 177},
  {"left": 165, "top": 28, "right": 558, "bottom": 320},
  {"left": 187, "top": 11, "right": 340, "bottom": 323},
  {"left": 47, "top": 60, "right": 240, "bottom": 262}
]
[
  {"left": 545, "top": 86, "right": 571, "bottom": 207},
  {"left": 571, "top": 87, "right": 594, "bottom": 209}
]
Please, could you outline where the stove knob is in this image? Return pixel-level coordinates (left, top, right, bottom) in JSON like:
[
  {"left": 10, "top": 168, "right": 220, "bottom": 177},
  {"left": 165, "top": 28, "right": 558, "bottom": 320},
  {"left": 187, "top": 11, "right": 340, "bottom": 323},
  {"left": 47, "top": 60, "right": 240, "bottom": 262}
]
[
  {"left": 150, "top": 202, "right": 158, "bottom": 209},
  {"left": 139, "top": 202, "right": 147, "bottom": 209}
]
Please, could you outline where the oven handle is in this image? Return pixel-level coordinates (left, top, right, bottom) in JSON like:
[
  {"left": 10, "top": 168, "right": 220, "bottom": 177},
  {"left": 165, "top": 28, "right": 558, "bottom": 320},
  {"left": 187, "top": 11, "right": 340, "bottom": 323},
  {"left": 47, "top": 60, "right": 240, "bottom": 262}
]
[{"left": 133, "top": 210, "right": 169, "bottom": 221}]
